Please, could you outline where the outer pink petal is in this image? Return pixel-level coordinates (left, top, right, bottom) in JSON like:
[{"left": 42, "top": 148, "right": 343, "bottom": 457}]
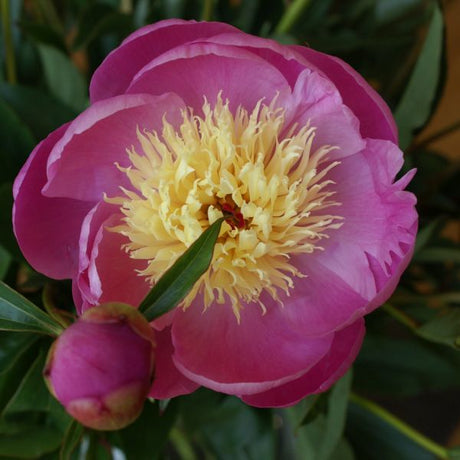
[
  {"left": 241, "top": 318, "right": 365, "bottom": 408},
  {"left": 271, "top": 258, "right": 369, "bottom": 338},
  {"left": 283, "top": 69, "right": 366, "bottom": 160},
  {"left": 75, "top": 202, "right": 150, "bottom": 313},
  {"left": 13, "top": 125, "right": 93, "bottom": 279},
  {"left": 171, "top": 300, "right": 334, "bottom": 395},
  {"left": 44, "top": 93, "right": 185, "bottom": 202},
  {"left": 126, "top": 43, "right": 291, "bottom": 113},
  {"left": 149, "top": 327, "right": 199, "bottom": 400},
  {"left": 90, "top": 20, "right": 240, "bottom": 102},
  {"left": 314, "top": 140, "right": 417, "bottom": 304},
  {"left": 291, "top": 46, "right": 398, "bottom": 143}
]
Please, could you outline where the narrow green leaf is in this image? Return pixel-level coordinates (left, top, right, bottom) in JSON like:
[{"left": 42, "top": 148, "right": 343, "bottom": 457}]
[
  {"left": 395, "top": 5, "right": 444, "bottom": 149},
  {"left": 0, "top": 332, "right": 39, "bottom": 413},
  {"left": 60, "top": 420, "right": 84, "bottom": 460},
  {"left": 37, "top": 44, "right": 88, "bottom": 112},
  {"left": 417, "top": 309, "right": 460, "bottom": 350},
  {"left": 0, "top": 281, "right": 63, "bottom": 335},
  {"left": 139, "top": 218, "right": 224, "bottom": 321}
]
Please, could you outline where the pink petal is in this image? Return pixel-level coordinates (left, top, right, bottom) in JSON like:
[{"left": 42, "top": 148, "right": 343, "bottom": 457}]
[
  {"left": 13, "top": 125, "right": 93, "bottom": 279},
  {"left": 90, "top": 20, "right": 240, "bottom": 102},
  {"left": 44, "top": 93, "right": 185, "bottom": 202},
  {"left": 76, "top": 205, "right": 150, "bottom": 313},
  {"left": 171, "top": 300, "right": 334, "bottom": 395},
  {"left": 314, "top": 139, "right": 417, "bottom": 304},
  {"left": 149, "top": 327, "right": 200, "bottom": 400},
  {"left": 241, "top": 318, "right": 365, "bottom": 407},
  {"left": 283, "top": 69, "right": 366, "bottom": 160},
  {"left": 195, "top": 31, "right": 308, "bottom": 88},
  {"left": 271, "top": 258, "right": 369, "bottom": 338},
  {"left": 126, "top": 43, "right": 291, "bottom": 113},
  {"left": 291, "top": 46, "right": 398, "bottom": 143}
]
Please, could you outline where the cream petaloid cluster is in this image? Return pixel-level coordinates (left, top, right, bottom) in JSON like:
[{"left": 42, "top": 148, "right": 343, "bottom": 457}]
[{"left": 107, "top": 95, "right": 343, "bottom": 318}]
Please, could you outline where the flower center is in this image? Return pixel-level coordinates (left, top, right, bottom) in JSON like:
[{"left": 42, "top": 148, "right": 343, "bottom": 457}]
[{"left": 107, "top": 95, "right": 343, "bottom": 319}]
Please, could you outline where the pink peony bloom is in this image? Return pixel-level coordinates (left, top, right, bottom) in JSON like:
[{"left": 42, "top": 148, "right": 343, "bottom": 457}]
[
  {"left": 44, "top": 303, "right": 155, "bottom": 430},
  {"left": 14, "top": 20, "right": 417, "bottom": 408}
]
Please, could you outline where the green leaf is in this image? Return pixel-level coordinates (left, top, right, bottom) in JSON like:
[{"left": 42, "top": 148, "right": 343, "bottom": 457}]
[
  {"left": 0, "top": 281, "right": 64, "bottom": 335},
  {"left": 181, "top": 389, "right": 274, "bottom": 459},
  {"left": 395, "top": 5, "right": 444, "bottom": 149},
  {"left": 139, "top": 218, "right": 224, "bottom": 321},
  {"left": 353, "top": 334, "right": 460, "bottom": 396},
  {"left": 346, "top": 401, "right": 436, "bottom": 460},
  {"left": 0, "top": 332, "right": 39, "bottom": 413},
  {"left": 0, "top": 424, "right": 62, "bottom": 459},
  {"left": 0, "top": 83, "right": 77, "bottom": 140},
  {"left": 37, "top": 44, "right": 88, "bottom": 112},
  {"left": 60, "top": 420, "right": 84, "bottom": 460},
  {"left": 283, "top": 371, "right": 353, "bottom": 460},
  {"left": 3, "top": 346, "right": 71, "bottom": 431},
  {"left": 417, "top": 308, "right": 460, "bottom": 349},
  {"left": 0, "top": 182, "right": 23, "bottom": 260},
  {"left": 0, "top": 98, "right": 35, "bottom": 183},
  {"left": 111, "top": 400, "right": 179, "bottom": 460}
]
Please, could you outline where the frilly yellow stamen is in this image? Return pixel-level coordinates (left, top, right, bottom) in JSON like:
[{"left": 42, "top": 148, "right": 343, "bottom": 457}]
[{"left": 106, "top": 94, "right": 342, "bottom": 319}]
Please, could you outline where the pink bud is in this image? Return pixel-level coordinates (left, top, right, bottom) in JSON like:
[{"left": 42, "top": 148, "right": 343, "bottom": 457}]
[{"left": 44, "top": 303, "right": 155, "bottom": 430}]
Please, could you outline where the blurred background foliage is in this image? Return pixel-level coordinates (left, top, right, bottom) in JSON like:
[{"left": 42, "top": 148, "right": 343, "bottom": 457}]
[{"left": 0, "top": 0, "right": 459, "bottom": 459}]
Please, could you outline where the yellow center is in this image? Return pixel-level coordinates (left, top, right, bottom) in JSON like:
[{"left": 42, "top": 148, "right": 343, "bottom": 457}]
[{"left": 107, "top": 95, "right": 343, "bottom": 319}]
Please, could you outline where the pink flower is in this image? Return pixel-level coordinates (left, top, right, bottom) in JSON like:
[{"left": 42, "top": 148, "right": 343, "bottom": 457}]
[
  {"left": 44, "top": 303, "right": 155, "bottom": 430},
  {"left": 14, "top": 19, "right": 417, "bottom": 408}
]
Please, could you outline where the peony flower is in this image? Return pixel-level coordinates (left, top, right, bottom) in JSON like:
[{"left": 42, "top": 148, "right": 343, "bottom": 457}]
[
  {"left": 14, "top": 19, "right": 417, "bottom": 408},
  {"left": 44, "top": 303, "right": 155, "bottom": 430}
]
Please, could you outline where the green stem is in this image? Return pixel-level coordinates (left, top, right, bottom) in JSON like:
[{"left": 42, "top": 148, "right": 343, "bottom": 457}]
[
  {"left": 350, "top": 393, "right": 449, "bottom": 459},
  {"left": 275, "top": 0, "right": 311, "bottom": 35},
  {"left": 1, "top": 0, "right": 17, "bottom": 84},
  {"left": 201, "top": 0, "right": 214, "bottom": 22},
  {"left": 169, "top": 428, "right": 196, "bottom": 460},
  {"left": 382, "top": 303, "right": 419, "bottom": 332}
]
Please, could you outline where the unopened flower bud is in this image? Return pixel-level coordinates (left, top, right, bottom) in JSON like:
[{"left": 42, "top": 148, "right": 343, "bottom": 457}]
[{"left": 44, "top": 303, "right": 155, "bottom": 430}]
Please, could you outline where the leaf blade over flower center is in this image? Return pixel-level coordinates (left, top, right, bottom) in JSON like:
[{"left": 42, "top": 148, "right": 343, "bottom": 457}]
[{"left": 107, "top": 94, "right": 343, "bottom": 318}]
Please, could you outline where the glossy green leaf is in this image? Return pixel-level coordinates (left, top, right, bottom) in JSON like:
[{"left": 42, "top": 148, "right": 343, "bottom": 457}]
[
  {"left": 37, "top": 44, "right": 88, "bottom": 112},
  {"left": 181, "top": 389, "right": 274, "bottom": 459},
  {"left": 284, "top": 371, "right": 353, "bottom": 460},
  {"left": 395, "top": 5, "right": 444, "bottom": 149},
  {"left": 0, "top": 281, "right": 63, "bottom": 335},
  {"left": 0, "top": 332, "right": 39, "bottom": 413},
  {"left": 3, "top": 347, "right": 71, "bottom": 431},
  {"left": 417, "top": 309, "right": 460, "bottom": 349},
  {"left": 139, "top": 218, "right": 224, "bottom": 321},
  {"left": 60, "top": 420, "right": 84, "bottom": 460}
]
